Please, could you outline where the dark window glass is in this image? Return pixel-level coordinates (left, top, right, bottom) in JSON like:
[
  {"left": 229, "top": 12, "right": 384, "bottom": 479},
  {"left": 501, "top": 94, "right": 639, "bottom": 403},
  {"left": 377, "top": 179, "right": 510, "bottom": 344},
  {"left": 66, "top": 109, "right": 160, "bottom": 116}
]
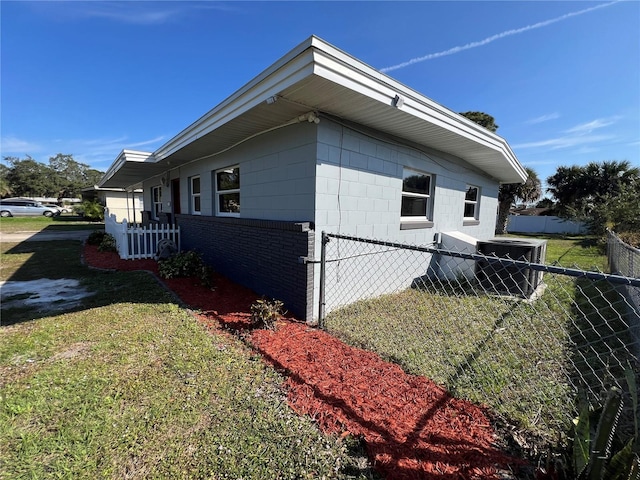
[
  {"left": 465, "top": 186, "right": 478, "bottom": 202},
  {"left": 217, "top": 168, "right": 239, "bottom": 191},
  {"left": 464, "top": 203, "right": 476, "bottom": 218},
  {"left": 401, "top": 196, "right": 427, "bottom": 217},
  {"left": 402, "top": 173, "right": 430, "bottom": 195},
  {"left": 219, "top": 193, "right": 240, "bottom": 213}
]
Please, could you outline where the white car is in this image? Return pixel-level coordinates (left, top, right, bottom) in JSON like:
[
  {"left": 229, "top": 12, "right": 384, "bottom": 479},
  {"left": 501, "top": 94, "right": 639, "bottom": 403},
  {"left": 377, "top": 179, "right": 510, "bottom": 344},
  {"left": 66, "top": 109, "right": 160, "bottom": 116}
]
[{"left": 43, "top": 204, "right": 70, "bottom": 214}]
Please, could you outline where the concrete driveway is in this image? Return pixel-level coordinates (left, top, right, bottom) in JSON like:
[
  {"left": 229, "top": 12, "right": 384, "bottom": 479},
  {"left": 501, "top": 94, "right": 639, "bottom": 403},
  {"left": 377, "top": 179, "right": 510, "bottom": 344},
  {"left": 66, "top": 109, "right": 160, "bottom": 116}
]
[{"left": 0, "top": 230, "right": 93, "bottom": 243}]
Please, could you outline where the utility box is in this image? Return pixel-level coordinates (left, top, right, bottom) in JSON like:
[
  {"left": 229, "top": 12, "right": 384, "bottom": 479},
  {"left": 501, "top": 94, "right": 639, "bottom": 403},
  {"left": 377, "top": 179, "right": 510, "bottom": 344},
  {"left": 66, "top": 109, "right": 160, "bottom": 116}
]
[{"left": 475, "top": 238, "right": 547, "bottom": 298}]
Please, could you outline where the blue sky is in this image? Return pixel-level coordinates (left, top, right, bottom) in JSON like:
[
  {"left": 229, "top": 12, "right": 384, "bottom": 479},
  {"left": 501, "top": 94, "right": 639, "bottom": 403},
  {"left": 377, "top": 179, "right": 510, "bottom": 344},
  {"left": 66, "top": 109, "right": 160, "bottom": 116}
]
[{"left": 2, "top": 1, "right": 639, "bottom": 191}]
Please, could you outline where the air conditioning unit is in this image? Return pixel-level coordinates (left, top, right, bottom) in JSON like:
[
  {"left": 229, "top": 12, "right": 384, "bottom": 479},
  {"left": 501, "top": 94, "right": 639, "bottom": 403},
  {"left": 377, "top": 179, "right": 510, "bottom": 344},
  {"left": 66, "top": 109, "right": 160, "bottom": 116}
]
[{"left": 475, "top": 238, "right": 547, "bottom": 298}]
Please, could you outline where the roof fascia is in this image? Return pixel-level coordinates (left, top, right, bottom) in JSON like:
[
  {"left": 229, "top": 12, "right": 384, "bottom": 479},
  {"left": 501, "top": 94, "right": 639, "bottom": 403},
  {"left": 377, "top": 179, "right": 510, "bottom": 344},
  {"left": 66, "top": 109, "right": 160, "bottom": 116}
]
[
  {"left": 98, "top": 149, "right": 155, "bottom": 188},
  {"left": 141, "top": 35, "right": 526, "bottom": 184},
  {"left": 309, "top": 39, "right": 527, "bottom": 183}
]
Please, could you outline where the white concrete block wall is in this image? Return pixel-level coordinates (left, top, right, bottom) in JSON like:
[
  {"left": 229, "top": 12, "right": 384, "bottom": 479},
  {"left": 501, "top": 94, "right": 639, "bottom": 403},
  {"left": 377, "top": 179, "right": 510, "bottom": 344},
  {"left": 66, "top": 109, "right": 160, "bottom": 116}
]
[
  {"left": 143, "top": 122, "right": 318, "bottom": 223},
  {"left": 315, "top": 118, "right": 499, "bottom": 244},
  {"left": 141, "top": 116, "right": 510, "bottom": 321},
  {"left": 313, "top": 118, "right": 502, "bottom": 319}
]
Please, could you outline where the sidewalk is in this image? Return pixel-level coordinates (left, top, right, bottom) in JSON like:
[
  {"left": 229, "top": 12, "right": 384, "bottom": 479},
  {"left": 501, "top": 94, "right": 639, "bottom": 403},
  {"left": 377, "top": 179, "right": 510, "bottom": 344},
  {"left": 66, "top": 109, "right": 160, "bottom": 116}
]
[{"left": 0, "top": 230, "right": 92, "bottom": 242}]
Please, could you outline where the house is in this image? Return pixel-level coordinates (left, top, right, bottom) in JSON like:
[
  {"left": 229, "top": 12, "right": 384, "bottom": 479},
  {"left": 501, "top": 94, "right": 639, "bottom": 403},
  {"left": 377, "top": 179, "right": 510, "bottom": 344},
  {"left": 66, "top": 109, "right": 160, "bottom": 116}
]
[
  {"left": 82, "top": 185, "right": 144, "bottom": 223},
  {"left": 98, "top": 36, "right": 527, "bottom": 322}
]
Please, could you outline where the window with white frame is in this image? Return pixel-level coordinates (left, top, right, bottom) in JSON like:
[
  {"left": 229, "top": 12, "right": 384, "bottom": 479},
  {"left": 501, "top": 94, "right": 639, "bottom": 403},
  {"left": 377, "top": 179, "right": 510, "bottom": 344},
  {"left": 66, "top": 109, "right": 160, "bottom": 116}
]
[
  {"left": 215, "top": 166, "right": 240, "bottom": 216},
  {"left": 190, "top": 176, "right": 201, "bottom": 215},
  {"left": 401, "top": 168, "right": 433, "bottom": 221},
  {"left": 152, "top": 185, "right": 162, "bottom": 219},
  {"left": 464, "top": 185, "right": 480, "bottom": 219}
]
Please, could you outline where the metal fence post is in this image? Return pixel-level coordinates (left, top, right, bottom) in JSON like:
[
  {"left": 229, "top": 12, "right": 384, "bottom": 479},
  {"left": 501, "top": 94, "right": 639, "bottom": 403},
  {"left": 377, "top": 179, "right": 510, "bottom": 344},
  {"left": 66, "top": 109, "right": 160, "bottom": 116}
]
[{"left": 319, "top": 231, "right": 328, "bottom": 328}]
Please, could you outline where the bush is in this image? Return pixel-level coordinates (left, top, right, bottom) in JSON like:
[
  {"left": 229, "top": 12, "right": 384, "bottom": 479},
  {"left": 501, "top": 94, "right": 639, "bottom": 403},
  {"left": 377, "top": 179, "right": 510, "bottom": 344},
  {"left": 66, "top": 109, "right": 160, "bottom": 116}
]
[
  {"left": 158, "top": 251, "right": 213, "bottom": 288},
  {"left": 87, "top": 230, "right": 107, "bottom": 246},
  {"left": 97, "top": 234, "right": 117, "bottom": 252},
  {"left": 75, "top": 200, "right": 105, "bottom": 221},
  {"left": 250, "top": 298, "right": 285, "bottom": 330},
  {"left": 618, "top": 232, "right": 640, "bottom": 249}
]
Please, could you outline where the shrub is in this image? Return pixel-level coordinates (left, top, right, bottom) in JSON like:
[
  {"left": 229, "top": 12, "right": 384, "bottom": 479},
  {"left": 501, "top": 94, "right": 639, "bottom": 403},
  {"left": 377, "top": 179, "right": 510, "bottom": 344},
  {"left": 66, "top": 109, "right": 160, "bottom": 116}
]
[
  {"left": 158, "top": 251, "right": 213, "bottom": 288},
  {"left": 97, "top": 234, "right": 117, "bottom": 252},
  {"left": 618, "top": 232, "right": 640, "bottom": 249},
  {"left": 87, "top": 230, "right": 107, "bottom": 246},
  {"left": 75, "top": 200, "right": 105, "bottom": 221},
  {"left": 250, "top": 298, "right": 285, "bottom": 330}
]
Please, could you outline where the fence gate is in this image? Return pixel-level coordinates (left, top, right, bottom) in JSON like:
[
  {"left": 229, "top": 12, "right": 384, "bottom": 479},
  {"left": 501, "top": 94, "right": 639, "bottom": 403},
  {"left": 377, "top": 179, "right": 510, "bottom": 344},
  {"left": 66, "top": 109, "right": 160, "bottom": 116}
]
[{"left": 319, "top": 231, "right": 640, "bottom": 451}]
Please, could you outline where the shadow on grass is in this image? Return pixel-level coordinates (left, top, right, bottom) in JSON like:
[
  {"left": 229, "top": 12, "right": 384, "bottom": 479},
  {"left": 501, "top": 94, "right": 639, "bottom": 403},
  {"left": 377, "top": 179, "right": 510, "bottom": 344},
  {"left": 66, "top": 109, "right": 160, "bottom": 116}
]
[{"left": 568, "top": 277, "right": 640, "bottom": 439}]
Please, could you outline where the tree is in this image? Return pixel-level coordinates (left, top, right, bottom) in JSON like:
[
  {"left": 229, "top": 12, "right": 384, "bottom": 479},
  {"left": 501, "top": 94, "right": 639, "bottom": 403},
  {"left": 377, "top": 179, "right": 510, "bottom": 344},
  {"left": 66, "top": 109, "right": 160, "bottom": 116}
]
[
  {"left": 48, "top": 153, "right": 103, "bottom": 198},
  {"left": 2, "top": 154, "right": 105, "bottom": 200},
  {"left": 586, "top": 180, "right": 640, "bottom": 234},
  {"left": 0, "top": 164, "right": 12, "bottom": 198},
  {"left": 3, "top": 156, "right": 59, "bottom": 198},
  {"left": 459, "top": 111, "right": 499, "bottom": 133},
  {"left": 496, "top": 167, "right": 542, "bottom": 235},
  {"left": 535, "top": 198, "right": 556, "bottom": 209},
  {"left": 458, "top": 110, "right": 539, "bottom": 234},
  {"left": 546, "top": 160, "right": 640, "bottom": 233}
]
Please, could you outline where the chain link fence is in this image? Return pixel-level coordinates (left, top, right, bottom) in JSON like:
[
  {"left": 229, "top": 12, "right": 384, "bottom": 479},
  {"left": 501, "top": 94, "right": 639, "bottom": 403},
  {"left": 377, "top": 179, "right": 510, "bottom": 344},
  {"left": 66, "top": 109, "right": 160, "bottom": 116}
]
[
  {"left": 319, "top": 232, "right": 640, "bottom": 452},
  {"left": 608, "top": 230, "right": 640, "bottom": 278}
]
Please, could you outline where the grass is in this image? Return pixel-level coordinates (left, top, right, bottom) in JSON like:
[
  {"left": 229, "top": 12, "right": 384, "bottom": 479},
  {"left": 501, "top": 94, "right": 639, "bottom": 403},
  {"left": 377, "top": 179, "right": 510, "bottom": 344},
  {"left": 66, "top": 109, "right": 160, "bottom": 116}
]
[
  {"left": 0, "top": 214, "right": 103, "bottom": 233},
  {"left": 1, "top": 241, "right": 374, "bottom": 479},
  {"left": 506, "top": 233, "right": 607, "bottom": 271},
  {"left": 324, "top": 234, "right": 637, "bottom": 445}
]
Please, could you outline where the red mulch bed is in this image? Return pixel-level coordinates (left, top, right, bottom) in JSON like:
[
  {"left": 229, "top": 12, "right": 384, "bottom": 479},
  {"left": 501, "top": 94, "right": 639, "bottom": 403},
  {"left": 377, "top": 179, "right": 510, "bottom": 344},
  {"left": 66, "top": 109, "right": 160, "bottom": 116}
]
[{"left": 83, "top": 245, "right": 521, "bottom": 479}]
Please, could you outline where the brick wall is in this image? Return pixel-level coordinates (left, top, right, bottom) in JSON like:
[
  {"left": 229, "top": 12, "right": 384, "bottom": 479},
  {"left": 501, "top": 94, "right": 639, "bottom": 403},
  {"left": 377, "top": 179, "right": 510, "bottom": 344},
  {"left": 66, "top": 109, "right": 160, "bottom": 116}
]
[{"left": 176, "top": 214, "right": 315, "bottom": 321}]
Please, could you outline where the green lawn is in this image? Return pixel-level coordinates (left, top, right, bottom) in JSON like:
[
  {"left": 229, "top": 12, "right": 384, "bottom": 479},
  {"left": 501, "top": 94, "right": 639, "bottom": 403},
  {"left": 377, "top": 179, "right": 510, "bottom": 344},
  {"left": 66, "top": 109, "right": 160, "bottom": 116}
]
[
  {"left": 324, "top": 235, "right": 635, "bottom": 445},
  {"left": 0, "top": 215, "right": 103, "bottom": 233},
  {"left": 504, "top": 233, "right": 607, "bottom": 271},
  {"left": 0, "top": 241, "right": 374, "bottom": 479}
]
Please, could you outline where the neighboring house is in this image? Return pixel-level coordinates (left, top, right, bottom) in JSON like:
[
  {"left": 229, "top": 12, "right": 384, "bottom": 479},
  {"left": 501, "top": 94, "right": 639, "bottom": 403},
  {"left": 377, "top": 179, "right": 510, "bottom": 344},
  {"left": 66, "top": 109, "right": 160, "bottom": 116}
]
[
  {"left": 509, "top": 207, "right": 552, "bottom": 216},
  {"left": 98, "top": 36, "right": 527, "bottom": 322},
  {"left": 82, "top": 186, "right": 144, "bottom": 223}
]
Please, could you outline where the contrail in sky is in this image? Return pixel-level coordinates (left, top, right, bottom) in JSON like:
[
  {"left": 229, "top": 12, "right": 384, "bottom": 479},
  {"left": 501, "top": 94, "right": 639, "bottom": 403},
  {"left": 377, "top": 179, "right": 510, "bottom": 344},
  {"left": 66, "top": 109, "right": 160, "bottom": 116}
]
[{"left": 381, "top": 1, "right": 622, "bottom": 73}]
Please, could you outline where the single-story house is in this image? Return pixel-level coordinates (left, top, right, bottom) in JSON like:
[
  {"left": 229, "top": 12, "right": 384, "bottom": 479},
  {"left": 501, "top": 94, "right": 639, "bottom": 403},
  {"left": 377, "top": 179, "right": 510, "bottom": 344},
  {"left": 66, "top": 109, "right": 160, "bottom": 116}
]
[
  {"left": 82, "top": 185, "right": 144, "bottom": 223},
  {"left": 98, "top": 35, "right": 527, "bottom": 322}
]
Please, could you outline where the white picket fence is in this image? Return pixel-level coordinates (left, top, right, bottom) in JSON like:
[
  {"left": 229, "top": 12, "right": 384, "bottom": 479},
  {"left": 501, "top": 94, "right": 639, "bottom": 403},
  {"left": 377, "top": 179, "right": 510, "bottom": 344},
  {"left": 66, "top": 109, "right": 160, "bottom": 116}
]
[{"left": 104, "top": 209, "right": 180, "bottom": 260}]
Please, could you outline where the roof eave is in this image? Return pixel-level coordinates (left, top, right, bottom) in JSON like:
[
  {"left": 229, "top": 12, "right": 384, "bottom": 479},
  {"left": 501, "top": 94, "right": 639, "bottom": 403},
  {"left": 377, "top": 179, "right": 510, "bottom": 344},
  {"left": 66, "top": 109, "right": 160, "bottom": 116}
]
[{"left": 103, "top": 36, "right": 527, "bottom": 187}]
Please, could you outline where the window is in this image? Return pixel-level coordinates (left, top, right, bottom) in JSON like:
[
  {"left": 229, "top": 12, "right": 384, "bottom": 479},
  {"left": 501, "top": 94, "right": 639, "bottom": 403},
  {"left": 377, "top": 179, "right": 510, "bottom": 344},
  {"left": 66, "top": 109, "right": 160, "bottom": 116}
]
[
  {"left": 152, "top": 186, "right": 163, "bottom": 219},
  {"left": 401, "top": 168, "right": 433, "bottom": 222},
  {"left": 215, "top": 166, "right": 240, "bottom": 216},
  {"left": 464, "top": 185, "right": 479, "bottom": 220},
  {"left": 190, "top": 176, "right": 201, "bottom": 215}
]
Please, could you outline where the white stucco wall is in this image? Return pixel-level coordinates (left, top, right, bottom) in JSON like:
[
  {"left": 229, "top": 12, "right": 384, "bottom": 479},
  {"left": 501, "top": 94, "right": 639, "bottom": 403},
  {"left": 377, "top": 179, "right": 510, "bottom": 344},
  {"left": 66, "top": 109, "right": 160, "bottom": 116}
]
[{"left": 99, "top": 191, "right": 144, "bottom": 223}]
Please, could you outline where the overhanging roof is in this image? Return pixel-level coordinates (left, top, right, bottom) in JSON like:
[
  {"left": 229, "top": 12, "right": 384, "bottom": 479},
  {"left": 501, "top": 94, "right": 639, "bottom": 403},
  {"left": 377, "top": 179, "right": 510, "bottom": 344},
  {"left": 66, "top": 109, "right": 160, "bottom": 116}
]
[
  {"left": 99, "top": 36, "right": 527, "bottom": 189},
  {"left": 99, "top": 150, "right": 165, "bottom": 189}
]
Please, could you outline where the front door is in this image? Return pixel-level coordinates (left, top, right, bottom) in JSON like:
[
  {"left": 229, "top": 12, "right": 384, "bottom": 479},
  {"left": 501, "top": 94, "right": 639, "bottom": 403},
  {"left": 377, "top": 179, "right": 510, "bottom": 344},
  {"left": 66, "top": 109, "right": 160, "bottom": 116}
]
[{"left": 171, "top": 178, "right": 181, "bottom": 215}]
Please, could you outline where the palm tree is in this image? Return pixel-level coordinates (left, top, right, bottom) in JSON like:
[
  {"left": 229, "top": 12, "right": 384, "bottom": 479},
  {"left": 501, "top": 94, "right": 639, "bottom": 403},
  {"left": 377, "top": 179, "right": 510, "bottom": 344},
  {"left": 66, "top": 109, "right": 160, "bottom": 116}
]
[{"left": 496, "top": 167, "right": 541, "bottom": 235}]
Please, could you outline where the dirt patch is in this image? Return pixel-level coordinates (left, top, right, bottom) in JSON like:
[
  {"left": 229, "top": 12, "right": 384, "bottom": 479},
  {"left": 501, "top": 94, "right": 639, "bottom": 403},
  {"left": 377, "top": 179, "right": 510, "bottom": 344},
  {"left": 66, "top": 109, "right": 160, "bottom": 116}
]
[
  {"left": 49, "top": 342, "right": 93, "bottom": 362},
  {"left": 83, "top": 244, "right": 526, "bottom": 479}
]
